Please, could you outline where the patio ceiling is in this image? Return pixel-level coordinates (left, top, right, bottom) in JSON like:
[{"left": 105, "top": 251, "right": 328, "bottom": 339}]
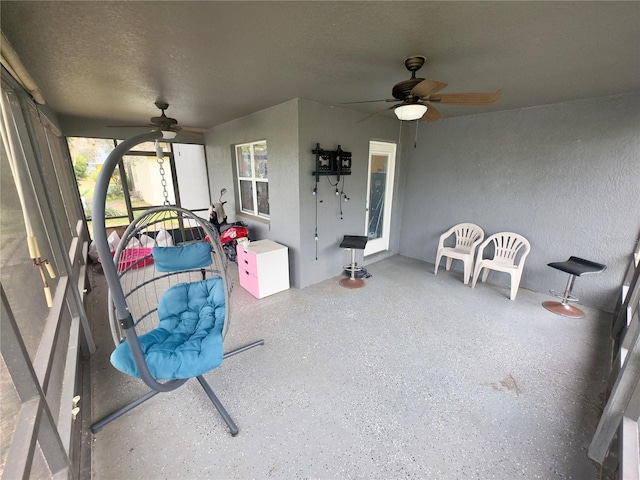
[{"left": 1, "top": 1, "right": 639, "bottom": 131}]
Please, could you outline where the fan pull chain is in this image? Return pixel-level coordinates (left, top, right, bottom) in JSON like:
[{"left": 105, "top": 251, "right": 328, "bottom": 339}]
[
  {"left": 314, "top": 181, "right": 319, "bottom": 260},
  {"left": 156, "top": 140, "right": 170, "bottom": 206},
  {"left": 414, "top": 120, "right": 419, "bottom": 148}
]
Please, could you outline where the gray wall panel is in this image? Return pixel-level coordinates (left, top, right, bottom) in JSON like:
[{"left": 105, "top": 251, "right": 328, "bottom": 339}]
[
  {"left": 297, "top": 100, "right": 399, "bottom": 288},
  {"left": 204, "top": 100, "right": 302, "bottom": 286},
  {"left": 399, "top": 93, "right": 640, "bottom": 311},
  {"left": 204, "top": 99, "right": 400, "bottom": 289}
]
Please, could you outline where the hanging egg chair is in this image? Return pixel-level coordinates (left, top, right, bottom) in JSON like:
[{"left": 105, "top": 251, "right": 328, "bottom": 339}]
[{"left": 90, "top": 131, "right": 263, "bottom": 436}]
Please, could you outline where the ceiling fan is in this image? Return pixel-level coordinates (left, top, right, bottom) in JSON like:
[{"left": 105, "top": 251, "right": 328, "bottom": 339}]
[
  {"left": 345, "top": 56, "right": 502, "bottom": 122},
  {"left": 108, "top": 101, "right": 207, "bottom": 138}
]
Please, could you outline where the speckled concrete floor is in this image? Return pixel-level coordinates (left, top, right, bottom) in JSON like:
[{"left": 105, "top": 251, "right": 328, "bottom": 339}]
[{"left": 88, "top": 255, "right": 611, "bottom": 480}]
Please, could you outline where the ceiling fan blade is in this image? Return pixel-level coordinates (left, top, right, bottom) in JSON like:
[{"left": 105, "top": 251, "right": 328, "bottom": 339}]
[
  {"left": 181, "top": 126, "right": 209, "bottom": 133},
  {"left": 410, "top": 79, "right": 448, "bottom": 98},
  {"left": 357, "top": 105, "right": 399, "bottom": 123},
  {"left": 430, "top": 89, "right": 502, "bottom": 105},
  {"left": 422, "top": 104, "right": 442, "bottom": 122},
  {"left": 171, "top": 130, "right": 204, "bottom": 141},
  {"left": 106, "top": 123, "right": 155, "bottom": 128},
  {"left": 341, "top": 99, "right": 398, "bottom": 105}
]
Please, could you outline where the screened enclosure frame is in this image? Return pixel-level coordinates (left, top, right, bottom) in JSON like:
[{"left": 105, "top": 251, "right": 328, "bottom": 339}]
[{"left": 1, "top": 68, "right": 94, "bottom": 480}]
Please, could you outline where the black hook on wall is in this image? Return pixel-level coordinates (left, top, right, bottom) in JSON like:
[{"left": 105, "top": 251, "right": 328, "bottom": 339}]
[
  {"left": 312, "top": 143, "right": 352, "bottom": 182},
  {"left": 311, "top": 143, "right": 353, "bottom": 257}
]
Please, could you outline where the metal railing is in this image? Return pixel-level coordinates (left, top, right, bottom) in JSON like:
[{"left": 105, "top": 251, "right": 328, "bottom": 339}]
[{"left": 588, "top": 239, "right": 640, "bottom": 479}]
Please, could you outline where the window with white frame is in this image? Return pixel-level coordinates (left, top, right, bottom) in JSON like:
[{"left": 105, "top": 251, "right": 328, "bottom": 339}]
[{"left": 235, "top": 140, "right": 269, "bottom": 218}]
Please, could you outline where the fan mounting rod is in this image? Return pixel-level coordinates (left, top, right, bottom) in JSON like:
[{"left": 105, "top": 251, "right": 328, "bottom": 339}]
[
  {"left": 151, "top": 102, "right": 178, "bottom": 127},
  {"left": 155, "top": 101, "right": 169, "bottom": 112},
  {"left": 404, "top": 55, "right": 426, "bottom": 75},
  {"left": 392, "top": 56, "right": 427, "bottom": 100}
]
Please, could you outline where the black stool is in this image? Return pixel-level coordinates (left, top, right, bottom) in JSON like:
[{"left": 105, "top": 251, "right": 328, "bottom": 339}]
[
  {"left": 542, "top": 256, "right": 606, "bottom": 318},
  {"left": 339, "top": 235, "right": 368, "bottom": 289}
]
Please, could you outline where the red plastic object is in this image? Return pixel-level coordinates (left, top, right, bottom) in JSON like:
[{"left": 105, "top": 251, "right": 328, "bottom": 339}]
[
  {"left": 116, "top": 247, "right": 153, "bottom": 270},
  {"left": 220, "top": 225, "right": 248, "bottom": 244}
]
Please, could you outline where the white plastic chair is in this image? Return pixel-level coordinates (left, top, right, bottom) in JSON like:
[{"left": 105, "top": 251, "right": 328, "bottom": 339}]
[
  {"left": 471, "top": 232, "right": 531, "bottom": 300},
  {"left": 434, "top": 223, "right": 485, "bottom": 284}
]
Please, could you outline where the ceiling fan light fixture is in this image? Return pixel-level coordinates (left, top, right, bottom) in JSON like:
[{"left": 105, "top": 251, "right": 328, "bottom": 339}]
[
  {"left": 161, "top": 130, "right": 177, "bottom": 140},
  {"left": 394, "top": 104, "right": 427, "bottom": 121}
]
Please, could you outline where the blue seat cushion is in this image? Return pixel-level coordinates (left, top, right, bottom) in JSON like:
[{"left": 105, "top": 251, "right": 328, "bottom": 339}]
[{"left": 111, "top": 277, "right": 225, "bottom": 380}]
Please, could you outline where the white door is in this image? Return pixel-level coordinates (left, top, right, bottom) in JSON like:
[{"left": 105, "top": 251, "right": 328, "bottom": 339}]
[
  {"left": 173, "top": 143, "right": 211, "bottom": 219},
  {"left": 364, "top": 141, "right": 396, "bottom": 256}
]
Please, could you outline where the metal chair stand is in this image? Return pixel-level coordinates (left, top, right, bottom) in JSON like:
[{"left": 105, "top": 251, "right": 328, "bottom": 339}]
[
  {"left": 90, "top": 339, "right": 264, "bottom": 436},
  {"left": 542, "top": 256, "right": 606, "bottom": 319}
]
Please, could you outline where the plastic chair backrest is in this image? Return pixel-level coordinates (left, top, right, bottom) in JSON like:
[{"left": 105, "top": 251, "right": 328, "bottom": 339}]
[
  {"left": 486, "top": 232, "right": 530, "bottom": 266},
  {"left": 453, "top": 223, "right": 484, "bottom": 252}
]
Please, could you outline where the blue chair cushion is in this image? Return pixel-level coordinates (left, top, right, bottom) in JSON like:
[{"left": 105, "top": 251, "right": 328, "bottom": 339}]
[
  {"left": 152, "top": 242, "right": 212, "bottom": 272},
  {"left": 110, "top": 277, "right": 225, "bottom": 380}
]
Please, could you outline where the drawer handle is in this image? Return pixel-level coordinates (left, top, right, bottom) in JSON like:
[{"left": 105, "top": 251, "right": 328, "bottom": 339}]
[
  {"left": 244, "top": 259, "right": 248, "bottom": 265},
  {"left": 245, "top": 270, "right": 249, "bottom": 275}
]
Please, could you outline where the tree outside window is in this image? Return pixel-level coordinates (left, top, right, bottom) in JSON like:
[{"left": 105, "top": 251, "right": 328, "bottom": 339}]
[
  {"left": 235, "top": 140, "right": 269, "bottom": 218},
  {"left": 68, "top": 137, "right": 176, "bottom": 231}
]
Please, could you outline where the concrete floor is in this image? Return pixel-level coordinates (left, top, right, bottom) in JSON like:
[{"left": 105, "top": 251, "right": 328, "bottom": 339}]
[{"left": 88, "top": 255, "right": 612, "bottom": 479}]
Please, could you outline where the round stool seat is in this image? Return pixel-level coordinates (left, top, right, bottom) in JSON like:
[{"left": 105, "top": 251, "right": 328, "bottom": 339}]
[
  {"left": 543, "top": 256, "right": 606, "bottom": 318},
  {"left": 339, "top": 235, "right": 368, "bottom": 289},
  {"left": 548, "top": 257, "right": 606, "bottom": 277}
]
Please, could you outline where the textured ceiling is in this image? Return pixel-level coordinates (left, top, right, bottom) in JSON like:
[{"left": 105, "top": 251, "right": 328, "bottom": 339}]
[{"left": 2, "top": 1, "right": 639, "bottom": 131}]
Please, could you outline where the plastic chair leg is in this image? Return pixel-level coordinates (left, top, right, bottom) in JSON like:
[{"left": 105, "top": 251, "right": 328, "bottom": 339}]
[
  {"left": 509, "top": 273, "right": 519, "bottom": 300},
  {"left": 434, "top": 253, "right": 443, "bottom": 275},
  {"left": 482, "top": 267, "right": 490, "bottom": 283},
  {"left": 471, "top": 265, "right": 482, "bottom": 288},
  {"left": 463, "top": 259, "right": 472, "bottom": 285}
]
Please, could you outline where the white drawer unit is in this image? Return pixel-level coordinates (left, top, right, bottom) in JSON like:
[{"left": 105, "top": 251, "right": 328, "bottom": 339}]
[{"left": 236, "top": 240, "right": 290, "bottom": 299}]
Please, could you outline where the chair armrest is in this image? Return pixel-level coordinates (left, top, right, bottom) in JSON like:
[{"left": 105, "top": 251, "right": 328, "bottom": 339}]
[
  {"left": 471, "top": 235, "right": 485, "bottom": 250},
  {"left": 437, "top": 226, "right": 456, "bottom": 249},
  {"left": 517, "top": 247, "right": 531, "bottom": 266},
  {"left": 475, "top": 236, "right": 492, "bottom": 260}
]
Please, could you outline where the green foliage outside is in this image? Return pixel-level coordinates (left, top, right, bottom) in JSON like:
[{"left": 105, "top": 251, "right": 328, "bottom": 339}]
[
  {"left": 73, "top": 155, "right": 88, "bottom": 179},
  {"left": 68, "top": 137, "right": 160, "bottom": 231},
  {"left": 107, "top": 183, "right": 123, "bottom": 199}
]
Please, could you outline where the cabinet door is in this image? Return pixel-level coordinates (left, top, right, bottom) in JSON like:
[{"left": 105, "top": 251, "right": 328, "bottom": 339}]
[
  {"left": 237, "top": 241, "right": 289, "bottom": 299},
  {"left": 236, "top": 246, "right": 258, "bottom": 276},
  {"left": 238, "top": 267, "right": 260, "bottom": 298}
]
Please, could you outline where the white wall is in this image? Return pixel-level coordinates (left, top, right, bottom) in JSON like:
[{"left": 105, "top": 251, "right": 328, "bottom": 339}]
[{"left": 398, "top": 93, "right": 640, "bottom": 312}]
